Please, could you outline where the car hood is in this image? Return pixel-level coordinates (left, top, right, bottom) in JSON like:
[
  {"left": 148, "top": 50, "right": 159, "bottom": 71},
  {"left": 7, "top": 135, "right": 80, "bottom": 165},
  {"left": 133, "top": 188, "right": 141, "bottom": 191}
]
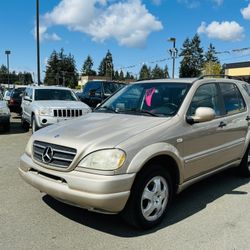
[
  {"left": 34, "top": 112, "right": 169, "bottom": 154},
  {"left": 34, "top": 101, "right": 90, "bottom": 110}
]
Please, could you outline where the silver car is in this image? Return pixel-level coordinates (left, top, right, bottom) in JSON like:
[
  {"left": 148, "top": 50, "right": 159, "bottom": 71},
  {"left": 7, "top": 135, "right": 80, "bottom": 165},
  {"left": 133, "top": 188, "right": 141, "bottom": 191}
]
[
  {"left": 21, "top": 86, "right": 91, "bottom": 133},
  {"left": 19, "top": 77, "right": 250, "bottom": 229}
]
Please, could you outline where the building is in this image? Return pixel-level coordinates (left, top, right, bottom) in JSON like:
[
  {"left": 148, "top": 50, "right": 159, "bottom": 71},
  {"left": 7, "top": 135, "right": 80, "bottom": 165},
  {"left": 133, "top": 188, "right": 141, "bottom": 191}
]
[
  {"left": 224, "top": 61, "right": 250, "bottom": 83},
  {"left": 78, "top": 76, "right": 111, "bottom": 90}
]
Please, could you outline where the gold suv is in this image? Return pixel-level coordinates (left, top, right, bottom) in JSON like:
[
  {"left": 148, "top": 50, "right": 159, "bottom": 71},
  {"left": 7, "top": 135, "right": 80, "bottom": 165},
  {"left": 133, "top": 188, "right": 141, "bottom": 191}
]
[{"left": 19, "top": 76, "right": 250, "bottom": 229}]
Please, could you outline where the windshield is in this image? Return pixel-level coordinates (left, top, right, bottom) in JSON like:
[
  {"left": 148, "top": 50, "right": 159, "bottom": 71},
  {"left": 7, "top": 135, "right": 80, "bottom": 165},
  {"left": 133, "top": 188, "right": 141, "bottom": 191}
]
[
  {"left": 35, "top": 89, "right": 78, "bottom": 101},
  {"left": 96, "top": 82, "right": 190, "bottom": 117}
]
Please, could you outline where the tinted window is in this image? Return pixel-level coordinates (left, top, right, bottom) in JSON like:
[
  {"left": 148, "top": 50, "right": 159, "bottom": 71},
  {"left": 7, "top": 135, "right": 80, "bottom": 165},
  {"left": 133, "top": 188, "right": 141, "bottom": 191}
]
[
  {"left": 220, "top": 83, "right": 246, "bottom": 114},
  {"left": 83, "top": 82, "right": 102, "bottom": 96},
  {"left": 103, "top": 82, "right": 124, "bottom": 95},
  {"left": 188, "top": 83, "right": 221, "bottom": 116},
  {"left": 34, "top": 89, "right": 77, "bottom": 101}
]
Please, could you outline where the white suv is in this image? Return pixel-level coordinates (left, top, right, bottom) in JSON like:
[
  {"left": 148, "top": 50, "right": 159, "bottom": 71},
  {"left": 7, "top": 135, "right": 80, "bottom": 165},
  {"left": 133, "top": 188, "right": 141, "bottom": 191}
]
[{"left": 21, "top": 86, "right": 91, "bottom": 133}]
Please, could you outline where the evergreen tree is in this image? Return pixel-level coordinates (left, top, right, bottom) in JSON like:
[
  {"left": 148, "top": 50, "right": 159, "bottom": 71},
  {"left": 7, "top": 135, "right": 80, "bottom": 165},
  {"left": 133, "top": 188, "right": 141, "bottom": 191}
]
[
  {"left": 98, "top": 50, "right": 114, "bottom": 79},
  {"left": 179, "top": 38, "right": 193, "bottom": 77},
  {"left": 114, "top": 70, "right": 119, "bottom": 80},
  {"left": 191, "top": 34, "right": 204, "bottom": 77},
  {"left": 0, "top": 65, "right": 33, "bottom": 85},
  {"left": 139, "top": 64, "right": 151, "bottom": 80},
  {"left": 44, "top": 49, "right": 78, "bottom": 88},
  {"left": 205, "top": 43, "right": 219, "bottom": 63},
  {"left": 151, "top": 64, "right": 164, "bottom": 79},
  {"left": 163, "top": 64, "right": 169, "bottom": 78},
  {"left": 179, "top": 34, "right": 204, "bottom": 77},
  {"left": 81, "top": 55, "right": 96, "bottom": 76},
  {"left": 119, "top": 70, "right": 125, "bottom": 80}
]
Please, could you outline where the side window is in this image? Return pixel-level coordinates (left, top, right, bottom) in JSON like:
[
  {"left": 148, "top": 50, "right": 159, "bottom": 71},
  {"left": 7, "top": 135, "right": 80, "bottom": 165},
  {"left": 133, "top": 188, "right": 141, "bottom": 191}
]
[
  {"left": 28, "top": 88, "right": 33, "bottom": 100},
  {"left": 24, "top": 88, "right": 29, "bottom": 98},
  {"left": 242, "top": 83, "right": 250, "bottom": 96},
  {"left": 220, "top": 83, "right": 246, "bottom": 115},
  {"left": 188, "top": 83, "right": 221, "bottom": 116},
  {"left": 83, "top": 82, "right": 102, "bottom": 97}
]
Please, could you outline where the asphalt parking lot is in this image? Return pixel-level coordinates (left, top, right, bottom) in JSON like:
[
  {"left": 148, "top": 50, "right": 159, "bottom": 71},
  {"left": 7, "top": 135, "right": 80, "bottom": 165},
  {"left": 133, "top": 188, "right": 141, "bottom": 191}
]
[{"left": 0, "top": 113, "right": 250, "bottom": 250}]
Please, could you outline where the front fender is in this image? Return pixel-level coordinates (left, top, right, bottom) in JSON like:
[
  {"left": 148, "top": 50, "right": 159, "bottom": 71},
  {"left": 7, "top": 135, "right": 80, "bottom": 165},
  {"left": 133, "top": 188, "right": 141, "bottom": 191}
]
[{"left": 126, "top": 142, "right": 185, "bottom": 184}]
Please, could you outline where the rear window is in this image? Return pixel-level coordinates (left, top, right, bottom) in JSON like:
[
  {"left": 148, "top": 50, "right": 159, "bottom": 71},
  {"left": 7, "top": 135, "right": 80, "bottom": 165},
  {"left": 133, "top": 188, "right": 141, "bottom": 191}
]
[
  {"left": 103, "top": 82, "right": 124, "bottom": 95},
  {"left": 83, "top": 82, "right": 102, "bottom": 95}
]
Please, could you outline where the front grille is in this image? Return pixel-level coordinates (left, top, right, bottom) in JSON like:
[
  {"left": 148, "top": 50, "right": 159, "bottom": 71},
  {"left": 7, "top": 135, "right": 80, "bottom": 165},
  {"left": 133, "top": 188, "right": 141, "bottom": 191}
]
[
  {"left": 33, "top": 140, "right": 77, "bottom": 168},
  {"left": 53, "top": 109, "right": 83, "bottom": 118}
]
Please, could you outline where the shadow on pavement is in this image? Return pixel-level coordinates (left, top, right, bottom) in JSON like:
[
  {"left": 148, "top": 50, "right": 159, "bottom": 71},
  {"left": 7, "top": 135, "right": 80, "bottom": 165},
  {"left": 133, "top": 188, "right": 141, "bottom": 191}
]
[{"left": 42, "top": 168, "right": 249, "bottom": 237}]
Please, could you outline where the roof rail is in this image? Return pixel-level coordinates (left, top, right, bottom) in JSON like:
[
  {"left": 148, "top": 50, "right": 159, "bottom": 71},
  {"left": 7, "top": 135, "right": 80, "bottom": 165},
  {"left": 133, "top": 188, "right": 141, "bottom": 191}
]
[{"left": 193, "top": 74, "right": 244, "bottom": 83}]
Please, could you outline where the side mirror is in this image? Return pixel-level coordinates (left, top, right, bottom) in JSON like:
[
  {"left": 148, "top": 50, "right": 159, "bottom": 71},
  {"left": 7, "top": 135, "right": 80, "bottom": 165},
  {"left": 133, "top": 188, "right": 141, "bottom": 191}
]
[
  {"left": 186, "top": 107, "right": 215, "bottom": 125},
  {"left": 24, "top": 96, "right": 32, "bottom": 102}
]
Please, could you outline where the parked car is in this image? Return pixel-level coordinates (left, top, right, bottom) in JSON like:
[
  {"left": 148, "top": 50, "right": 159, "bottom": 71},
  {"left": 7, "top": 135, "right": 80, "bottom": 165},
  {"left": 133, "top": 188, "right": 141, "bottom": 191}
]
[
  {"left": 0, "top": 93, "right": 11, "bottom": 132},
  {"left": 21, "top": 86, "right": 91, "bottom": 133},
  {"left": 7, "top": 87, "right": 26, "bottom": 113},
  {"left": 3, "top": 89, "right": 12, "bottom": 101},
  {"left": 79, "top": 80, "right": 125, "bottom": 108},
  {"left": 19, "top": 76, "right": 250, "bottom": 229}
]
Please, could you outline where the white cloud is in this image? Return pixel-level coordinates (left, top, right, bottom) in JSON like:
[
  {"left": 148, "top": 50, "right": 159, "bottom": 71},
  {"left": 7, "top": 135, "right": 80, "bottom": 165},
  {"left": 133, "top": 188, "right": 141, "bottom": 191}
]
[
  {"left": 197, "top": 21, "right": 245, "bottom": 41},
  {"left": 39, "top": 0, "right": 163, "bottom": 48},
  {"left": 213, "top": 0, "right": 223, "bottom": 6},
  {"left": 178, "top": 0, "right": 223, "bottom": 8},
  {"left": 33, "top": 25, "right": 61, "bottom": 42},
  {"left": 241, "top": 3, "right": 250, "bottom": 20},
  {"left": 151, "top": 0, "right": 162, "bottom": 5}
]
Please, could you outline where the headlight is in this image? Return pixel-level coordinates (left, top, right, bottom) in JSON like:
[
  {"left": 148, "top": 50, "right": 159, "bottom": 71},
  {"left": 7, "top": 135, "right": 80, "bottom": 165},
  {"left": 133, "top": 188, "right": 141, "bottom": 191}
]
[
  {"left": 0, "top": 107, "right": 10, "bottom": 115},
  {"left": 78, "top": 149, "right": 126, "bottom": 171},
  {"left": 38, "top": 108, "right": 53, "bottom": 116},
  {"left": 25, "top": 137, "right": 33, "bottom": 156}
]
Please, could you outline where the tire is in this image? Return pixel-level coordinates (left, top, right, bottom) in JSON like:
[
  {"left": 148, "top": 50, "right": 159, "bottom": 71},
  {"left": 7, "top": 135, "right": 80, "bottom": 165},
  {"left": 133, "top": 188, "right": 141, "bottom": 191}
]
[
  {"left": 3, "top": 121, "right": 10, "bottom": 132},
  {"left": 239, "top": 146, "right": 250, "bottom": 177},
  {"left": 122, "top": 165, "right": 173, "bottom": 229},
  {"left": 21, "top": 117, "right": 30, "bottom": 131},
  {"left": 31, "top": 115, "right": 39, "bottom": 133}
]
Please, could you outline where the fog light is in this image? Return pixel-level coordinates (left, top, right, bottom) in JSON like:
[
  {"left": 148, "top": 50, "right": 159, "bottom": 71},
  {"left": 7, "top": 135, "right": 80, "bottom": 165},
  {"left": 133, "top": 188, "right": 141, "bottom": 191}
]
[{"left": 42, "top": 119, "right": 47, "bottom": 124}]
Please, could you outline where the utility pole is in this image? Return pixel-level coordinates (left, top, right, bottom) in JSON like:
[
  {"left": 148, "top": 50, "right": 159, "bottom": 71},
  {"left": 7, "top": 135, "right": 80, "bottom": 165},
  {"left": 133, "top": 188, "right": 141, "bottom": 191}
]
[
  {"left": 168, "top": 37, "right": 178, "bottom": 79},
  {"left": 36, "top": 0, "right": 41, "bottom": 85},
  {"left": 5, "top": 50, "right": 11, "bottom": 88}
]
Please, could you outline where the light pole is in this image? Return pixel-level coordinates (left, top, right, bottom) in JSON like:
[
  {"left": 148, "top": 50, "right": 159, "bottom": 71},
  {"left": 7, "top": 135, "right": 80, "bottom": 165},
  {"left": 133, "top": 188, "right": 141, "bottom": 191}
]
[
  {"left": 36, "top": 0, "right": 41, "bottom": 85},
  {"left": 168, "top": 37, "right": 177, "bottom": 79},
  {"left": 5, "top": 50, "right": 11, "bottom": 88}
]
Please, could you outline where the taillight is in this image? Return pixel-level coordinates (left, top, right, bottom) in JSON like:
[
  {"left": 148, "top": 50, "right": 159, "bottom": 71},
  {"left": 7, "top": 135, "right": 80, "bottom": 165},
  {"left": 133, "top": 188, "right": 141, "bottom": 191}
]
[{"left": 10, "top": 99, "right": 16, "bottom": 104}]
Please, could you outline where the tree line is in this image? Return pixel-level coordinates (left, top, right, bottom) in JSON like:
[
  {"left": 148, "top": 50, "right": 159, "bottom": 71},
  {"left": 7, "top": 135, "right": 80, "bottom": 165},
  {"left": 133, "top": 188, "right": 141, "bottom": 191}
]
[
  {"left": 0, "top": 65, "right": 33, "bottom": 85},
  {"left": 44, "top": 34, "right": 222, "bottom": 88}
]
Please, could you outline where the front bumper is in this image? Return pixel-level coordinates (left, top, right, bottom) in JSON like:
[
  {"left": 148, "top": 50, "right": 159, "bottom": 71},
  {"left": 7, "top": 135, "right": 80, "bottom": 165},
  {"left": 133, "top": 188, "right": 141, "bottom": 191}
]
[{"left": 19, "top": 153, "right": 135, "bottom": 213}]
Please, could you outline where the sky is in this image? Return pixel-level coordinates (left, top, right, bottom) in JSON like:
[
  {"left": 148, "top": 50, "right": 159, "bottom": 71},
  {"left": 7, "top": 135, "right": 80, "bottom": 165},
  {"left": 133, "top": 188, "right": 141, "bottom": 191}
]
[{"left": 1, "top": 0, "right": 250, "bottom": 81}]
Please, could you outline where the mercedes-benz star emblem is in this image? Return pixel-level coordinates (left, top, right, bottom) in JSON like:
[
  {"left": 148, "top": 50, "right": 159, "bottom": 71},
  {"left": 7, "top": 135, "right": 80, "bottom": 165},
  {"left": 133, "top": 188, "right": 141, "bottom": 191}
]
[{"left": 42, "top": 146, "right": 54, "bottom": 164}]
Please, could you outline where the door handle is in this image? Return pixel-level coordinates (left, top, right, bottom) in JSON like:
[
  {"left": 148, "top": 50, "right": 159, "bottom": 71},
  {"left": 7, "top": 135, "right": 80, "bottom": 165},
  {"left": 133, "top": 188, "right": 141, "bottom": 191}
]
[
  {"left": 246, "top": 116, "right": 250, "bottom": 121},
  {"left": 218, "top": 121, "right": 227, "bottom": 128}
]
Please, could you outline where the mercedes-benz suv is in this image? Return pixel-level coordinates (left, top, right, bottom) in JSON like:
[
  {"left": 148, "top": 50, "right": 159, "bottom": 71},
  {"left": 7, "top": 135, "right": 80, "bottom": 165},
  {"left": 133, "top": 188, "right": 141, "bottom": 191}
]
[{"left": 19, "top": 76, "right": 250, "bottom": 229}]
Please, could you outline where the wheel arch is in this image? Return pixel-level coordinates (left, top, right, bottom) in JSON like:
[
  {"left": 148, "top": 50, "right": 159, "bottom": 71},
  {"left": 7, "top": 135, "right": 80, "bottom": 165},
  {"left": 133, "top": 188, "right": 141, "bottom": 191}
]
[{"left": 126, "top": 143, "right": 184, "bottom": 193}]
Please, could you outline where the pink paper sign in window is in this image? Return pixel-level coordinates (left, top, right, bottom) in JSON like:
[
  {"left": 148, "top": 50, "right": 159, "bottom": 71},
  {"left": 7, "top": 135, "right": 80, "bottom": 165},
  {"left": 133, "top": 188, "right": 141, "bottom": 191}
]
[{"left": 145, "top": 88, "right": 156, "bottom": 107}]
